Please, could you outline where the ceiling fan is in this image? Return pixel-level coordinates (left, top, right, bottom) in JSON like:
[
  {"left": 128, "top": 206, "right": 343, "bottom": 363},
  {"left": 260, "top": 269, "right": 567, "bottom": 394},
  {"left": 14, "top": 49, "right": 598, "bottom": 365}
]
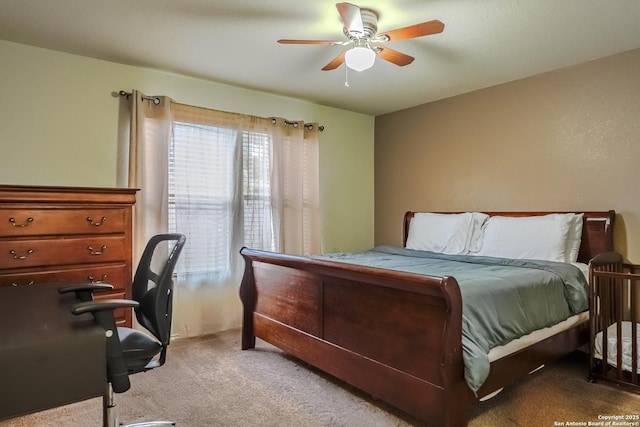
[{"left": 278, "top": 2, "right": 444, "bottom": 72}]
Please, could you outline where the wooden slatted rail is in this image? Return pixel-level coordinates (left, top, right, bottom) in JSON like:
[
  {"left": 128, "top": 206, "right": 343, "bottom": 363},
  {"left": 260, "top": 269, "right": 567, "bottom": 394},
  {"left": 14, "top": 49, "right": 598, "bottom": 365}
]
[{"left": 590, "top": 255, "right": 640, "bottom": 391}]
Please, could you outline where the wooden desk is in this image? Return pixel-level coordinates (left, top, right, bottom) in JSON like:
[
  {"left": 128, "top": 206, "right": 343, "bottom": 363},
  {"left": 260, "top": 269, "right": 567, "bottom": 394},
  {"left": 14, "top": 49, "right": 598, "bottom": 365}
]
[{"left": 0, "top": 283, "right": 106, "bottom": 420}]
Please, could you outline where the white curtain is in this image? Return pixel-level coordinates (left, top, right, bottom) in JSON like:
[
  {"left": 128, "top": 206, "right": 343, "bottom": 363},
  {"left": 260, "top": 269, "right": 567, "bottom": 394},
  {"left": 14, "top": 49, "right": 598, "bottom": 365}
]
[
  {"left": 117, "top": 90, "right": 173, "bottom": 262},
  {"left": 270, "top": 119, "right": 322, "bottom": 255},
  {"left": 119, "top": 94, "right": 321, "bottom": 338}
]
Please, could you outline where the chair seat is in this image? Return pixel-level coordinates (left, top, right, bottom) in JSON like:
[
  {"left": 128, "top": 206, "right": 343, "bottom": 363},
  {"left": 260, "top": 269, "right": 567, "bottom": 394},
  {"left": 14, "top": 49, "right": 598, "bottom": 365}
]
[{"left": 117, "top": 327, "right": 162, "bottom": 374}]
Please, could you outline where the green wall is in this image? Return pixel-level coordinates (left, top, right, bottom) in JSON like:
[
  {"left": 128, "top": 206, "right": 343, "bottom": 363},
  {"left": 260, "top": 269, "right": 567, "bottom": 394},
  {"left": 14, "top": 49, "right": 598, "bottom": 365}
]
[{"left": 0, "top": 40, "right": 374, "bottom": 253}]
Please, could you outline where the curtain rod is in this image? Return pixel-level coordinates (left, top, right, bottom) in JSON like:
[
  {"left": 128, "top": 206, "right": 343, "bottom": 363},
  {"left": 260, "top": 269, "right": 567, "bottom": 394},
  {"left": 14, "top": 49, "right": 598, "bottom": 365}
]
[
  {"left": 115, "top": 90, "right": 160, "bottom": 105},
  {"left": 271, "top": 118, "right": 324, "bottom": 132},
  {"left": 114, "top": 90, "right": 323, "bottom": 131}
]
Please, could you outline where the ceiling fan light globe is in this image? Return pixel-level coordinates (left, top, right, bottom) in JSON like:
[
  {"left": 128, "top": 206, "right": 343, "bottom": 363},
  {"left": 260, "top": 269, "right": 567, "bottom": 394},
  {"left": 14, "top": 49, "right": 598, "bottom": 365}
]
[{"left": 345, "top": 47, "right": 375, "bottom": 72}]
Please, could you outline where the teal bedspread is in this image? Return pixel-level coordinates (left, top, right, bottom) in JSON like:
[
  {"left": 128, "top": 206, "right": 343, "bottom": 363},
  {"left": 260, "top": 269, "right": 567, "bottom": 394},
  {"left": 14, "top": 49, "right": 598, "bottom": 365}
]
[{"left": 316, "top": 246, "right": 589, "bottom": 392}]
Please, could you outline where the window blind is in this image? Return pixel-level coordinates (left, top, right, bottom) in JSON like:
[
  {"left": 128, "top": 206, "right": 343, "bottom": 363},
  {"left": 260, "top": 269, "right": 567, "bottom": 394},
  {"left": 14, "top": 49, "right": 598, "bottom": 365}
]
[{"left": 168, "top": 121, "right": 276, "bottom": 276}]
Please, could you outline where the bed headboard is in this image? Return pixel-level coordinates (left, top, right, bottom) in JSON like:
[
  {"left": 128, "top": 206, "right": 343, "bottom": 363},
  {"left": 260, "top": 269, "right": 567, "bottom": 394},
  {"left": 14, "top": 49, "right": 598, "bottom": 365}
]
[{"left": 403, "top": 210, "right": 616, "bottom": 264}]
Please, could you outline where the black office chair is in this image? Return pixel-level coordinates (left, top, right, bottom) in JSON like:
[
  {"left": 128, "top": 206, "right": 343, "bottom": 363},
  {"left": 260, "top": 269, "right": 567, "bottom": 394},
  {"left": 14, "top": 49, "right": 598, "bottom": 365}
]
[{"left": 60, "top": 233, "right": 186, "bottom": 427}]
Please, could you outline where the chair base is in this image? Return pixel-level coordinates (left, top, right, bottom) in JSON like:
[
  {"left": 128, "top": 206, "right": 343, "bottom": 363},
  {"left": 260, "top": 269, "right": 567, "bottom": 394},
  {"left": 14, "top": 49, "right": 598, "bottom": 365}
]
[{"left": 104, "top": 384, "right": 175, "bottom": 427}]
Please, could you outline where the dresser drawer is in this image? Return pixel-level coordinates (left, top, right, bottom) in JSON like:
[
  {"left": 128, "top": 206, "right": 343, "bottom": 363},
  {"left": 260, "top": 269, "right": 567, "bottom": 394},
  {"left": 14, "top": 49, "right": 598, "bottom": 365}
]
[
  {"left": 0, "top": 208, "right": 127, "bottom": 237},
  {"left": 0, "top": 266, "right": 131, "bottom": 325},
  {"left": 0, "top": 236, "right": 127, "bottom": 269},
  {"left": 0, "top": 264, "right": 128, "bottom": 290},
  {"left": 0, "top": 185, "right": 136, "bottom": 327}
]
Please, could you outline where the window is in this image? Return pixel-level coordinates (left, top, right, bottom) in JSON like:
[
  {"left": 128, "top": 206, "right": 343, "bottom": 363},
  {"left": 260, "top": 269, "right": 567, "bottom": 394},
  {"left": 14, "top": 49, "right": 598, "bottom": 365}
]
[
  {"left": 242, "top": 130, "right": 277, "bottom": 252},
  {"left": 168, "top": 121, "right": 277, "bottom": 276},
  {"left": 123, "top": 93, "right": 321, "bottom": 337}
]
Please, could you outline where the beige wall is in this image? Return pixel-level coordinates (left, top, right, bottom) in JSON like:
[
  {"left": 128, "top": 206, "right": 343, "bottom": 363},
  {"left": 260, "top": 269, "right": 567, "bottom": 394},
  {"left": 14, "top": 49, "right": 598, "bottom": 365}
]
[
  {"left": 0, "top": 40, "right": 375, "bottom": 253},
  {"left": 375, "top": 48, "right": 640, "bottom": 262}
]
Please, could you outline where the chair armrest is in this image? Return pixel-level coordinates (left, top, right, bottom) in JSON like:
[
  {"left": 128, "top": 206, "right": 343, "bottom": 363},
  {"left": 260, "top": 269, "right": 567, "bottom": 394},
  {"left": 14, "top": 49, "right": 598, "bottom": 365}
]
[
  {"left": 71, "top": 299, "right": 139, "bottom": 335},
  {"left": 58, "top": 283, "right": 115, "bottom": 302},
  {"left": 70, "top": 298, "right": 136, "bottom": 394},
  {"left": 71, "top": 298, "right": 139, "bottom": 316}
]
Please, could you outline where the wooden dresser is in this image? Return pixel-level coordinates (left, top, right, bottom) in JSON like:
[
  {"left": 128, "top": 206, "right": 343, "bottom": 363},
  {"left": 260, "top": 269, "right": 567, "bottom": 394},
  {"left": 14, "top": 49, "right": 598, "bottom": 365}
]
[{"left": 0, "top": 185, "right": 137, "bottom": 326}]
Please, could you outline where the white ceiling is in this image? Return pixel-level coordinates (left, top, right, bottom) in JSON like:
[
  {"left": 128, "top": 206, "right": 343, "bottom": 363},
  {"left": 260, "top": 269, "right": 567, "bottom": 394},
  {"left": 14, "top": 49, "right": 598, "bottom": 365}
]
[{"left": 1, "top": 0, "right": 640, "bottom": 116}]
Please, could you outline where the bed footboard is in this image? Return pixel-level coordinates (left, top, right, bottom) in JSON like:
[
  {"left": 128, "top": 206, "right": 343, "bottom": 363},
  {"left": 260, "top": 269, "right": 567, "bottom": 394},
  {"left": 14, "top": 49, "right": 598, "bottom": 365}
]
[{"left": 239, "top": 248, "right": 468, "bottom": 426}]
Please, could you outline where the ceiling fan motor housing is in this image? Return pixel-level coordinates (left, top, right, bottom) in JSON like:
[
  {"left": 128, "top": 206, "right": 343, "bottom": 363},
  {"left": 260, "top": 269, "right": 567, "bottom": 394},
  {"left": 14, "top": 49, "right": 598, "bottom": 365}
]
[{"left": 344, "top": 8, "right": 378, "bottom": 39}]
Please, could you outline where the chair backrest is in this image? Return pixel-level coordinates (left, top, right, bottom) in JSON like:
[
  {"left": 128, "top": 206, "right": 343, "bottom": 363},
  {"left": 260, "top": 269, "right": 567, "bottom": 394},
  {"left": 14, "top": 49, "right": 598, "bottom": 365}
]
[{"left": 132, "top": 234, "right": 186, "bottom": 348}]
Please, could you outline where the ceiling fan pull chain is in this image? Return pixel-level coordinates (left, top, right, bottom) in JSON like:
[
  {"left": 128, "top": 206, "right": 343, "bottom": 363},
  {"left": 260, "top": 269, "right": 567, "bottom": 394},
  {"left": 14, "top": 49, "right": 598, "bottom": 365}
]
[{"left": 344, "top": 65, "right": 350, "bottom": 87}]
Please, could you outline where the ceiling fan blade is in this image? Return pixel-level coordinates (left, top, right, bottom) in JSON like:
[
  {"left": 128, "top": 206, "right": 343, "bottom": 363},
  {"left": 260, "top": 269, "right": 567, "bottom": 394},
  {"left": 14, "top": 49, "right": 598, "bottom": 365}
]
[
  {"left": 336, "top": 2, "right": 364, "bottom": 36},
  {"left": 378, "top": 20, "right": 444, "bottom": 42},
  {"left": 321, "top": 51, "right": 346, "bottom": 71},
  {"left": 377, "top": 46, "right": 414, "bottom": 66},
  {"left": 278, "top": 39, "right": 341, "bottom": 45}
]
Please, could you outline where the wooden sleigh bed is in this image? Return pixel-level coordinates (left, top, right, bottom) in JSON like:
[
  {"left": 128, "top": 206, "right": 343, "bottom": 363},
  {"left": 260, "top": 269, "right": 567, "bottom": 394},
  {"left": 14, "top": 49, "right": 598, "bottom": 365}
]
[{"left": 240, "top": 210, "right": 618, "bottom": 426}]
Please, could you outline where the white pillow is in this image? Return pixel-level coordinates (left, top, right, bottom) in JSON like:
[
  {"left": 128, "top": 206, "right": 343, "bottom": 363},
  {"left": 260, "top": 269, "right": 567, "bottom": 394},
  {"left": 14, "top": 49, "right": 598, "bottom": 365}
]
[
  {"left": 553, "top": 213, "right": 584, "bottom": 262},
  {"left": 475, "top": 214, "right": 572, "bottom": 262},
  {"left": 468, "top": 212, "right": 490, "bottom": 253},
  {"left": 406, "top": 212, "right": 476, "bottom": 255}
]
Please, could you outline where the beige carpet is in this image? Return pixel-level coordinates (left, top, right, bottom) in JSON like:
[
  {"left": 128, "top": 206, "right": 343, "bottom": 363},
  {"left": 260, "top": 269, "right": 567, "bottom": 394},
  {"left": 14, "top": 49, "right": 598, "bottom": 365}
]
[{"left": 3, "top": 329, "right": 640, "bottom": 427}]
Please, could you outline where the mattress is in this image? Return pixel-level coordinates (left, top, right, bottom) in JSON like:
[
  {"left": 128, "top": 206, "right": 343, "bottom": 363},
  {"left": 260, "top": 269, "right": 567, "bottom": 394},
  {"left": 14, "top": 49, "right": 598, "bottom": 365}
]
[
  {"left": 594, "top": 321, "right": 640, "bottom": 374},
  {"left": 489, "top": 262, "right": 589, "bottom": 362},
  {"left": 478, "top": 263, "right": 591, "bottom": 400},
  {"left": 488, "top": 311, "right": 589, "bottom": 362}
]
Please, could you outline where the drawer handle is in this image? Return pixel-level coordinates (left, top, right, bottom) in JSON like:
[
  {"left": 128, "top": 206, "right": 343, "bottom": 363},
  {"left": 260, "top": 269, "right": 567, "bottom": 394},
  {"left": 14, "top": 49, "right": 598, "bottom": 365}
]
[
  {"left": 87, "top": 216, "right": 107, "bottom": 226},
  {"left": 11, "top": 281, "right": 34, "bottom": 287},
  {"left": 87, "top": 245, "right": 107, "bottom": 255},
  {"left": 9, "top": 217, "right": 34, "bottom": 227},
  {"left": 88, "top": 274, "right": 109, "bottom": 283},
  {"left": 9, "top": 249, "right": 34, "bottom": 260}
]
